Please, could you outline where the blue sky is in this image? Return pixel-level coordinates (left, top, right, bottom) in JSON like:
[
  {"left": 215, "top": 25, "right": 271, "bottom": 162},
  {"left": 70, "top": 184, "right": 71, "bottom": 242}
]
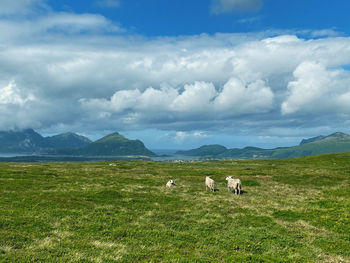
[
  {"left": 46, "top": 0, "right": 350, "bottom": 37},
  {"left": 1, "top": 0, "right": 350, "bottom": 149}
]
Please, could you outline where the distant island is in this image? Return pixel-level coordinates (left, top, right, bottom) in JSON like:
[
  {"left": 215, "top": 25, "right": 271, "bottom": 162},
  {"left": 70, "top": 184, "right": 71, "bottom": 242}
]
[
  {"left": 0, "top": 129, "right": 156, "bottom": 157},
  {"left": 176, "top": 132, "right": 350, "bottom": 159}
]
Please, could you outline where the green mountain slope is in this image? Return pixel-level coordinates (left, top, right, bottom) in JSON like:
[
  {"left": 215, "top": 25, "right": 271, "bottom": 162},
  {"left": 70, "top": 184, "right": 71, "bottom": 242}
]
[
  {"left": 0, "top": 129, "right": 156, "bottom": 157},
  {"left": 179, "top": 132, "right": 350, "bottom": 159},
  {"left": 270, "top": 132, "right": 350, "bottom": 158},
  {"left": 176, "top": 144, "right": 227, "bottom": 156},
  {"left": 45, "top": 132, "right": 92, "bottom": 148},
  {"left": 75, "top": 132, "right": 157, "bottom": 157},
  {"left": 0, "top": 129, "right": 46, "bottom": 152},
  {"left": 0, "top": 129, "right": 92, "bottom": 153},
  {"left": 299, "top": 135, "right": 326, "bottom": 145}
]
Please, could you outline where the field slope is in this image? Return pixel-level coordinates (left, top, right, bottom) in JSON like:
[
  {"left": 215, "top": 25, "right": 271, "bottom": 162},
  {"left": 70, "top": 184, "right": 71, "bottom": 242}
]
[{"left": 0, "top": 153, "right": 349, "bottom": 262}]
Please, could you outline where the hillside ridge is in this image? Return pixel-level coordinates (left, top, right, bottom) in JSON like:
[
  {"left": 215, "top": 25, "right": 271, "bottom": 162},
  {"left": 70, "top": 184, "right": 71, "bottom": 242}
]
[
  {"left": 0, "top": 129, "right": 156, "bottom": 157},
  {"left": 177, "top": 132, "right": 350, "bottom": 159}
]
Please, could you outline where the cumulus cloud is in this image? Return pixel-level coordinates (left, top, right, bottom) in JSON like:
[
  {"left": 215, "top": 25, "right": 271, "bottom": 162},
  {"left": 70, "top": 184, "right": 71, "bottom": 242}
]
[
  {"left": 0, "top": 82, "right": 38, "bottom": 130},
  {"left": 175, "top": 131, "right": 208, "bottom": 143},
  {"left": 0, "top": 82, "right": 35, "bottom": 106},
  {"left": 80, "top": 78, "right": 274, "bottom": 124},
  {"left": 214, "top": 78, "right": 274, "bottom": 114},
  {"left": 211, "top": 0, "right": 263, "bottom": 14},
  {"left": 282, "top": 61, "right": 350, "bottom": 115},
  {"left": 1, "top": 3, "right": 350, "bottom": 138}
]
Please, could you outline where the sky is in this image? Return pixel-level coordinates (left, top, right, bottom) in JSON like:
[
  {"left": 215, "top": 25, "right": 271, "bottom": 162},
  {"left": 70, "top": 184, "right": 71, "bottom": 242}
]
[{"left": 1, "top": 0, "right": 350, "bottom": 149}]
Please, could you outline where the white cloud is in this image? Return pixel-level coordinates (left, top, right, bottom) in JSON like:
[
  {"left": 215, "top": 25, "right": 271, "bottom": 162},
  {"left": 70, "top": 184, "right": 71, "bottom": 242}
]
[
  {"left": 211, "top": 0, "right": 263, "bottom": 14},
  {"left": 311, "top": 28, "right": 342, "bottom": 38},
  {"left": 80, "top": 78, "right": 274, "bottom": 122},
  {"left": 0, "top": 13, "right": 124, "bottom": 43},
  {"left": 175, "top": 131, "right": 208, "bottom": 143},
  {"left": 0, "top": 82, "right": 35, "bottom": 106},
  {"left": 214, "top": 78, "right": 274, "bottom": 114},
  {"left": 282, "top": 61, "right": 350, "bottom": 115},
  {"left": 0, "top": 0, "right": 47, "bottom": 16},
  {"left": 0, "top": 81, "right": 38, "bottom": 130},
  {"left": 171, "top": 82, "right": 217, "bottom": 113},
  {"left": 1, "top": 4, "right": 350, "bottom": 137}
]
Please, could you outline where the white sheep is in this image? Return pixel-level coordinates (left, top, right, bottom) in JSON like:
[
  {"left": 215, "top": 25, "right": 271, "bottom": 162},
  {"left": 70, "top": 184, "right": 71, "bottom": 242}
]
[
  {"left": 226, "top": 176, "right": 242, "bottom": 195},
  {"left": 205, "top": 176, "right": 215, "bottom": 192},
  {"left": 166, "top": 180, "right": 176, "bottom": 188}
]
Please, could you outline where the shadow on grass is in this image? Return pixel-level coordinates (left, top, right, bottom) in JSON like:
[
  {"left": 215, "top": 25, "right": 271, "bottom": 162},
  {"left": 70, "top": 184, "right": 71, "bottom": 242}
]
[{"left": 226, "top": 190, "right": 248, "bottom": 195}]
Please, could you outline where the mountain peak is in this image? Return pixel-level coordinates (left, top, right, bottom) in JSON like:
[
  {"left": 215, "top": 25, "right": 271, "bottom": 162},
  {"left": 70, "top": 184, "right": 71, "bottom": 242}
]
[
  {"left": 95, "top": 132, "right": 128, "bottom": 144},
  {"left": 79, "top": 132, "right": 156, "bottom": 156},
  {"left": 299, "top": 135, "right": 325, "bottom": 145},
  {"left": 45, "top": 132, "right": 92, "bottom": 149},
  {"left": 327, "top": 132, "right": 350, "bottom": 138}
]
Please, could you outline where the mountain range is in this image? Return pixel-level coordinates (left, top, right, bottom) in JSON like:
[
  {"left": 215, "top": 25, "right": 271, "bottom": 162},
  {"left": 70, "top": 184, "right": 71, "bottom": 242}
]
[
  {"left": 0, "top": 129, "right": 156, "bottom": 157},
  {"left": 2, "top": 129, "right": 350, "bottom": 159},
  {"left": 176, "top": 132, "right": 350, "bottom": 159}
]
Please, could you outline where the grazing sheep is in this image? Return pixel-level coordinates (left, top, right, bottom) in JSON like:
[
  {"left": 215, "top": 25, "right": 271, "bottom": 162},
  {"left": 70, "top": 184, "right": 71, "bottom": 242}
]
[
  {"left": 205, "top": 176, "right": 215, "bottom": 192},
  {"left": 226, "top": 176, "right": 242, "bottom": 195},
  {"left": 166, "top": 180, "right": 176, "bottom": 188}
]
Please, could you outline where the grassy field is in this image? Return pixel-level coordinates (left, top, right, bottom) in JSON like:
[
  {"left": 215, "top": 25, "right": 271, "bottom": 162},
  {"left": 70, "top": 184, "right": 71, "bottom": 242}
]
[{"left": 0, "top": 153, "right": 349, "bottom": 262}]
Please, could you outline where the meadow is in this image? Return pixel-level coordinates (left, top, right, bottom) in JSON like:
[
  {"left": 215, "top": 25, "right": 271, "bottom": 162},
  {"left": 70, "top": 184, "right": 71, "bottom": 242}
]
[{"left": 0, "top": 153, "right": 349, "bottom": 262}]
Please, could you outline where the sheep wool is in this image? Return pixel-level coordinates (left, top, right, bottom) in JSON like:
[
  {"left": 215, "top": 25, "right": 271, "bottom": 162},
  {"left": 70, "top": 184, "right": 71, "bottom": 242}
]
[
  {"left": 226, "top": 176, "right": 242, "bottom": 195},
  {"left": 205, "top": 176, "right": 215, "bottom": 192},
  {"left": 166, "top": 180, "right": 176, "bottom": 188}
]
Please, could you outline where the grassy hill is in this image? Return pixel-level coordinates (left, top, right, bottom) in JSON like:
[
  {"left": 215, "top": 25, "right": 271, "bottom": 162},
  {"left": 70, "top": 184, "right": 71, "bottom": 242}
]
[
  {"left": 0, "top": 153, "right": 349, "bottom": 262},
  {"left": 75, "top": 132, "right": 157, "bottom": 157},
  {"left": 45, "top": 132, "right": 92, "bottom": 149},
  {"left": 179, "top": 132, "right": 350, "bottom": 159},
  {"left": 176, "top": 144, "right": 227, "bottom": 156},
  {"left": 270, "top": 132, "right": 350, "bottom": 158}
]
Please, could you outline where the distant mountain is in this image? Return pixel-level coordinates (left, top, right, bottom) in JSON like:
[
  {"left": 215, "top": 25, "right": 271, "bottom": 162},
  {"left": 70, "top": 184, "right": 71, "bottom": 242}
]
[
  {"left": 176, "top": 144, "right": 227, "bottom": 156},
  {"left": 0, "top": 129, "right": 156, "bottom": 157},
  {"left": 178, "top": 132, "right": 350, "bottom": 159},
  {"left": 218, "top": 146, "right": 277, "bottom": 159},
  {"left": 299, "top": 135, "right": 325, "bottom": 145},
  {"left": 0, "top": 129, "right": 91, "bottom": 153},
  {"left": 0, "top": 129, "right": 45, "bottom": 153},
  {"left": 74, "top": 132, "right": 156, "bottom": 157},
  {"left": 271, "top": 132, "right": 350, "bottom": 158},
  {"left": 45, "top": 132, "right": 91, "bottom": 148}
]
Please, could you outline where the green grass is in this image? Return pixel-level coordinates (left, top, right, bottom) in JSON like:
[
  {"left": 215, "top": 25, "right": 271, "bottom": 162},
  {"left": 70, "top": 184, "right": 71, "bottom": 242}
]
[{"left": 0, "top": 153, "right": 350, "bottom": 262}]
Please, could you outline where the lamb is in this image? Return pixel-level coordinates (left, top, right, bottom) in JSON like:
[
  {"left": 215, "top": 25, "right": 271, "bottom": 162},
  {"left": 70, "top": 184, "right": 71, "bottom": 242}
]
[
  {"left": 226, "top": 176, "right": 242, "bottom": 195},
  {"left": 205, "top": 176, "right": 215, "bottom": 192},
  {"left": 166, "top": 180, "right": 176, "bottom": 188}
]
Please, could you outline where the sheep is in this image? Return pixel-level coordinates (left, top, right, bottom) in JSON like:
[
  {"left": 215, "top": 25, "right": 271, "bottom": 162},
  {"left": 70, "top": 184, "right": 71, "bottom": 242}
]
[
  {"left": 166, "top": 180, "right": 176, "bottom": 188},
  {"left": 226, "top": 176, "right": 242, "bottom": 195},
  {"left": 205, "top": 176, "right": 215, "bottom": 192}
]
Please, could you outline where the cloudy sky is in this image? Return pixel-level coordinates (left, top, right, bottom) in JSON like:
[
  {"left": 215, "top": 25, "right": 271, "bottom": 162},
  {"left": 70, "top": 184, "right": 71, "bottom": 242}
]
[{"left": 1, "top": 0, "right": 350, "bottom": 149}]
